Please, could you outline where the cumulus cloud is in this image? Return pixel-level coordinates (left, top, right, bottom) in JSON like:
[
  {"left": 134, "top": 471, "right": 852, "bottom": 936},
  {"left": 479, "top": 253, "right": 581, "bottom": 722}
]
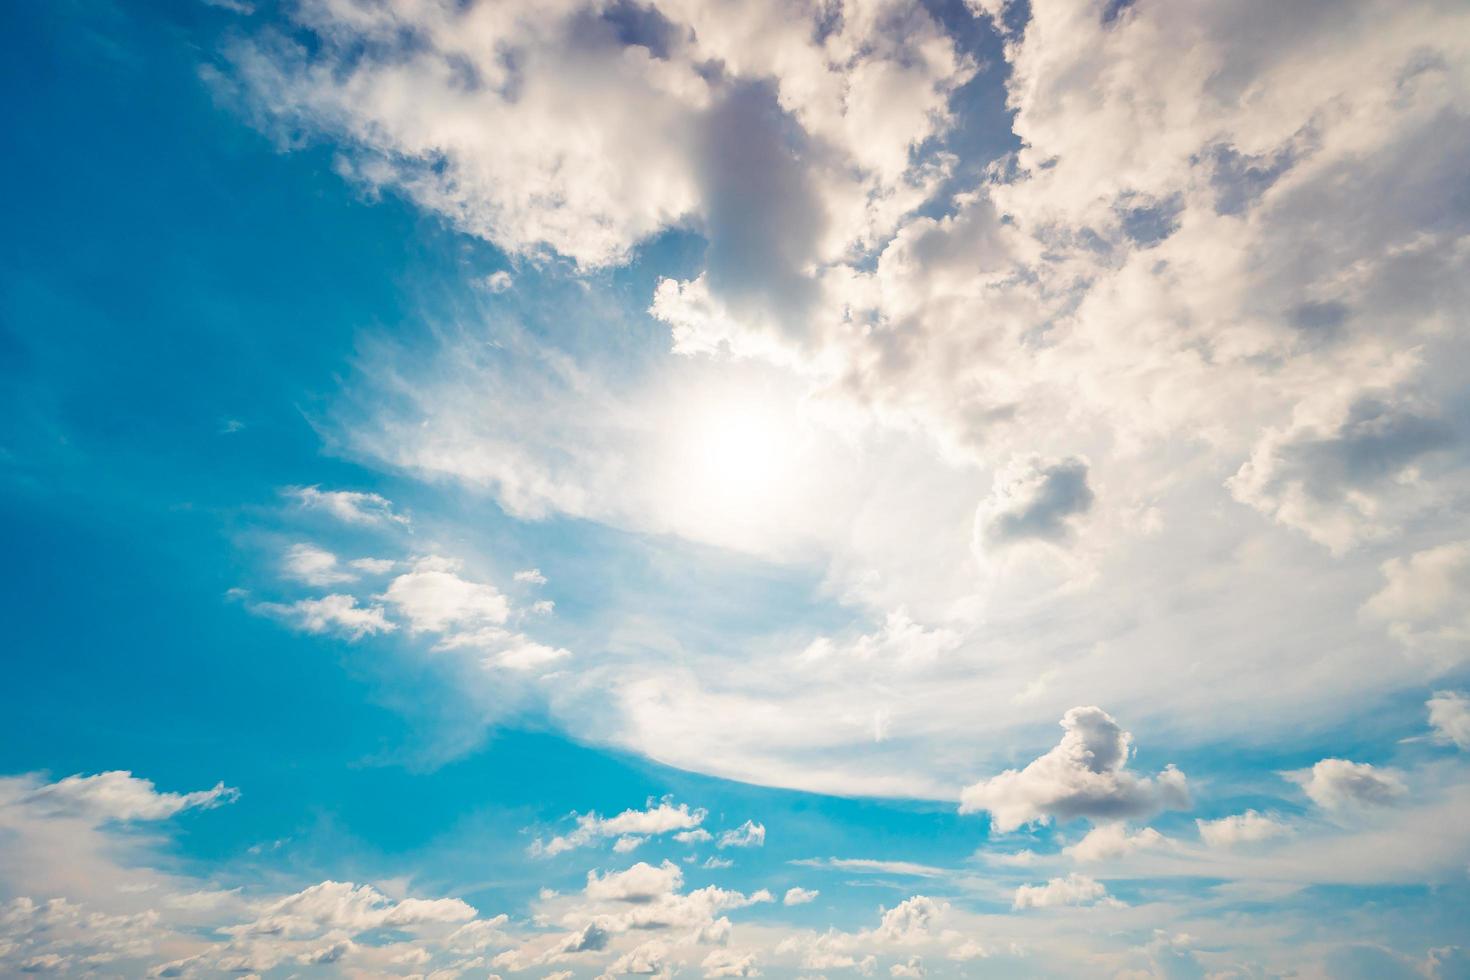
[
  {"left": 782, "top": 887, "right": 818, "bottom": 906},
  {"left": 1286, "top": 759, "right": 1407, "bottom": 811},
  {"left": 873, "top": 896, "right": 945, "bottom": 943},
  {"left": 717, "top": 821, "right": 766, "bottom": 849},
  {"left": 701, "top": 948, "right": 759, "bottom": 978},
  {"left": 1065, "top": 823, "right": 1169, "bottom": 862},
  {"left": 959, "top": 707, "right": 1189, "bottom": 831},
  {"left": 1012, "top": 874, "right": 1114, "bottom": 910},
  {"left": 890, "top": 954, "right": 925, "bottom": 977},
  {"left": 253, "top": 593, "right": 396, "bottom": 640},
  {"left": 1426, "top": 691, "right": 1470, "bottom": 749},
  {"left": 380, "top": 556, "right": 510, "bottom": 633},
  {"left": 533, "top": 800, "right": 707, "bottom": 857},
  {"left": 1196, "top": 810, "right": 1291, "bottom": 848},
  {"left": 585, "top": 862, "right": 685, "bottom": 904},
  {"left": 19, "top": 771, "right": 237, "bottom": 822},
  {"left": 281, "top": 543, "right": 358, "bottom": 586},
  {"left": 976, "top": 456, "right": 1095, "bottom": 549},
  {"left": 285, "top": 485, "right": 407, "bottom": 526},
  {"left": 1363, "top": 543, "right": 1470, "bottom": 660}
]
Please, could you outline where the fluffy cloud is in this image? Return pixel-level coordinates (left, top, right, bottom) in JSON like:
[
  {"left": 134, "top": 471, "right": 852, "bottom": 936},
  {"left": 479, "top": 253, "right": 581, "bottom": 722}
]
[
  {"left": 285, "top": 485, "right": 408, "bottom": 526},
  {"left": 1065, "top": 823, "right": 1169, "bottom": 862},
  {"left": 18, "top": 771, "right": 237, "bottom": 822},
  {"left": 533, "top": 800, "right": 707, "bottom": 857},
  {"left": 1426, "top": 691, "right": 1470, "bottom": 750},
  {"left": 1196, "top": 810, "right": 1291, "bottom": 848},
  {"left": 281, "top": 543, "right": 358, "bottom": 586},
  {"left": 1363, "top": 543, "right": 1470, "bottom": 661},
  {"left": 1286, "top": 759, "right": 1408, "bottom": 811},
  {"left": 959, "top": 707, "right": 1189, "bottom": 831},
  {"left": 782, "top": 887, "right": 818, "bottom": 906},
  {"left": 1012, "top": 874, "right": 1114, "bottom": 910},
  {"left": 584, "top": 862, "right": 685, "bottom": 904},
  {"left": 380, "top": 555, "right": 511, "bottom": 633},
  {"left": 717, "top": 821, "right": 766, "bottom": 849},
  {"left": 253, "top": 593, "right": 396, "bottom": 640}
]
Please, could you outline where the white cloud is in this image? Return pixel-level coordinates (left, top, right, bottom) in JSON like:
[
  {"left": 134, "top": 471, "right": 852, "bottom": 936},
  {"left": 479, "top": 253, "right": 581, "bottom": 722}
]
[
  {"left": 281, "top": 543, "right": 357, "bottom": 586},
  {"left": 1363, "top": 543, "right": 1470, "bottom": 662},
  {"left": 1196, "top": 810, "right": 1291, "bottom": 849},
  {"left": 1065, "top": 823, "right": 1169, "bottom": 862},
  {"left": 975, "top": 456, "right": 1094, "bottom": 551},
  {"left": 959, "top": 707, "right": 1189, "bottom": 832},
  {"left": 1012, "top": 874, "right": 1114, "bottom": 910},
  {"left": 380, "top": 556, "right": 510, "bottom": 633},
  {"left": 253, "top": 594, "right": 396, "bottom": 640},
  {"left": 874, "top": 897, "right": 944, "bottom": 943},
  {"left": 533, "top": 801, "right": 707, "bottom": 857},
  {"left": 1426, "top": 691, "right": 1470, "bottom": 750},
  {"left": 1286, "top": 759, "right": 1407, "bottom": 811},
  {"left": 285, "top": 485, "right": 407, "bottom": 526},
  {"left": 717, "top": 821, "right": 766, "bottom": 849},
  {"left": 789, "top": 858, "right": 947, "bottom": 878},
  {"left": 782, "top": 888, "right": 818, "bottom": 906},
  {"left": 889, "top": 954, "right": 925, "bottom": 977},
  {"left": 19, "top": 771, "right": 237, "bottom": 822},
  {"left": 701, "top": 948, "right": 759, "bottom": 978},
  {"left": 514, "top": 568, "right": 548, "bottom": 585}
]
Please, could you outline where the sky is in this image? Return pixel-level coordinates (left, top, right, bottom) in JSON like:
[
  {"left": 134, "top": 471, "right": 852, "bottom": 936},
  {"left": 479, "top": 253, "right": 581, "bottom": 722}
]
[{"left": 1, "top": 0, "right": 1469, "bottom": 977}]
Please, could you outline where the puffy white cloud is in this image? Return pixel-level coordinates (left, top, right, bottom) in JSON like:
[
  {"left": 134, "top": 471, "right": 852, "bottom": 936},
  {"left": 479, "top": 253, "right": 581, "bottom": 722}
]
[
  {"left": 889, "top": 954, "right": 925, "bottom": 977},
  {"left": 1286, "top": 759, "right": 1407, "bottom": 811},
  {"left": 281, "top": 543, "right": 357, "bottom": 586},
  {"left": 1065, "top": 823, "right": 1169, "bottom": 862},
  {"left": 1363, "top": 543, "right": 1470, "bottom": 661},
  {"left": 1012, "top": 874, "right": 1114, "bottom": 910},
  {"left": 701, "top": 948, "right": 759, "bottom": 978},
  {"left": 604, "top": 939, "right": 669, "bottom": 975},
  {"left": 874, "top": 897, "right": 944, "bottom": 943},
  {"left": 1196, "top": 810, "right": 1291, "bottom": 849},
  {"left": 782, "top": 888, "right": 818, "bottom": 906},
  {"left": 584, "top": 862, "right": 685, "bottom": 904},
  {"left": 1426, "top": 691, "right": 1470, "bottom": 750},
  {"left": 19, "top": 772, "right": 238, "bottom": 822},
  {"left": 959, "top": 707, "right": 1189, "bottom": 831},
  {"left": 514, "top": 568, "right": 548, "bottom": 585},
  {"left": 253, "top": 593, "right": 395, "bottom": 640},
  {"left": 380, "top": 555, "right": 510, "bottom": 633},
  {"left": 234, "top": 881, "right": 476, "bottom": 938},
  {"left": 284, "top": 485, "right": 407, "bottom": 526},
  {"left": 533, "top": 800, "right": 707, "bottom": 856},
  {"left": 717, "top": 821, "right": 766, "bottom": 849}
]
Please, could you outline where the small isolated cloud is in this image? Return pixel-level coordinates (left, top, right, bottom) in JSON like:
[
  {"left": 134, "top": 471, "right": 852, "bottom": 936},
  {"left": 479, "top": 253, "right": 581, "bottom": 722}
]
[
  {"left": 285, "top": 485, "right": 409, "bottom": 527},
  {"left": 532, "top": 799, "right": 706, "bottom": 856},
  {"left": 513, "top": 568, "right": 547, "bottom": 585},
  {"left": 253, "top": 594, "right": 396, "bottom": 640},
  {"left": 1427, "top": 691, "right": 1470, "bottom": 749},
  {"left": 1066, "top": 823, "right": 1169, "bottom": 862},
  {"left": 282, "top": 543, "right": 357, "bottom": 586},
  {"left": 959, "top": 707, "right": 1189, "bottom": 832},
  {"left": 675, "top": 828, "right": 713, "bottom": 844},
  {"left": 1285, "top": 759, "right": 1407, "bottom": 811},
  {"left": 1196, "top": 810, "right": 1290, "bottom": 848},
  {"left": 20, "top": 771, "right": 238, "bottom": 822},
  {"left": 703, "top": 856, "right": 733, "bottom": 870},
  {"left": 483, "top": 270, "right": 514, "bottom": 293},
  {"left": 349, "top": 557, "right": 397, "bottom": 575},
  {"left": 717, "top": 821, "right": 766, "bottom": 849},
  {"left": 613, "top": 836, "right": 644, "bottom": 853},
  {"left": 381, "top": 556, "right": 510, "bottom": 633},
  {"left": 976, "top": 456, "right": 1094, "bottom": 550},
  {"left": 783, "top": 887, "right": 818, "bottom": 906},
  {"left": 1012, "top": 874, "right": 1114, "bottom": 910}
]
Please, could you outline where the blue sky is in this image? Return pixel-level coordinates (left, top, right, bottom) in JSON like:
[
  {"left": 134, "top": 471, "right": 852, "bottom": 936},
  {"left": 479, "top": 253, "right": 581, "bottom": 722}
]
[{"left": 2, "top": 0, "right": 1470, "bottom": 977}]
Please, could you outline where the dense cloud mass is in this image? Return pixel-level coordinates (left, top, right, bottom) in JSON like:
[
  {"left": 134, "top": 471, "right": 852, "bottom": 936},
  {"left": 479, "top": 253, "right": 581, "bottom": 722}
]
[
  {"left": 959, "top": 707, "right": 1190, "bottom": 831},
  {"left": 8, "top": 0, "right": 1470, "bottom": 976}
]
